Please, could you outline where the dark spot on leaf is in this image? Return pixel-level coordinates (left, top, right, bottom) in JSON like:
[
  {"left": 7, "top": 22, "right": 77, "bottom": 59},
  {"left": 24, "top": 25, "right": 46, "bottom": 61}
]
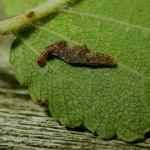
[
  {"left": 26, "top": 11, "right": 35, "bottom": 18},
  {"left": 36, "top": 100, "right": 48, "bottom": 107},
  {"left": 37, "top": 40, "right": 117, "bottom": 68}
]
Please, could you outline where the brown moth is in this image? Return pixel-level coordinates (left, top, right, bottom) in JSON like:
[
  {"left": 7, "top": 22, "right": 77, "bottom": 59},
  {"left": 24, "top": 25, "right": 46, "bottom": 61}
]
[{"left": 37, "top": 40, "right": 117, "bottom": 67}]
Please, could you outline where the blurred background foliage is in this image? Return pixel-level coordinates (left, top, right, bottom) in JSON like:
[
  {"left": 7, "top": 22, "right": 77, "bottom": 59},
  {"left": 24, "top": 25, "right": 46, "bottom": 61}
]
[
  {"left": 0, "top": 0, "right": 14, "bottom": 71},
  {"left": 0, "top": 1, "right": 21, "bottom": 92}
]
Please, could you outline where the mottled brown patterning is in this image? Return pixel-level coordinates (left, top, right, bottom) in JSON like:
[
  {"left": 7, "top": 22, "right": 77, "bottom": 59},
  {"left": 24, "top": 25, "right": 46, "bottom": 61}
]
[{"left": 37, "top": 40, "right": 117, "bottom": 67}]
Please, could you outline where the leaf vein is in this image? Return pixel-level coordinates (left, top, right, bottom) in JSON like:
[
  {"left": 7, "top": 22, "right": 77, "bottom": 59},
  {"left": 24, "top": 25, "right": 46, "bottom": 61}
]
[
  {"left": 35, "top": 25, "right": 81, "bottom": 45},
  {"left": 62, "top": 9, "right": 150, "bottom": 33}
]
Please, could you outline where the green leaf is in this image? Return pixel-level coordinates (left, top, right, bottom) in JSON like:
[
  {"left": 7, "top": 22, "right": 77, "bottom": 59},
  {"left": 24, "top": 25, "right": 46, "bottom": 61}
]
[{"left": 4, "top": 0, "right": 150, "bottom": 142}]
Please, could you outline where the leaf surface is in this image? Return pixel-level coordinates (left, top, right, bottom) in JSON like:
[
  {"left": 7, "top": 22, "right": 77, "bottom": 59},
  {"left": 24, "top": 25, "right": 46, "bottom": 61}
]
[{"left": 4, "top": 0, "right": 150, "bottom": 142}]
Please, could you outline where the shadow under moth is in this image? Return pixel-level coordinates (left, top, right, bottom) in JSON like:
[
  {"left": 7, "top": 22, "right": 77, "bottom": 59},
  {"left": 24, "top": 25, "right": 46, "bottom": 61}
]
[{"left": 37, "top": 40, "right": 117, "bottom": 67}]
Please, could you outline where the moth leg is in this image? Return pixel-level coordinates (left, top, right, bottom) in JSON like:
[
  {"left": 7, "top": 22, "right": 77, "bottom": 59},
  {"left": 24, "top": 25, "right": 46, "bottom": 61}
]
[{"left": 56, "top": 40, "right": 68, "bottom": 49}]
